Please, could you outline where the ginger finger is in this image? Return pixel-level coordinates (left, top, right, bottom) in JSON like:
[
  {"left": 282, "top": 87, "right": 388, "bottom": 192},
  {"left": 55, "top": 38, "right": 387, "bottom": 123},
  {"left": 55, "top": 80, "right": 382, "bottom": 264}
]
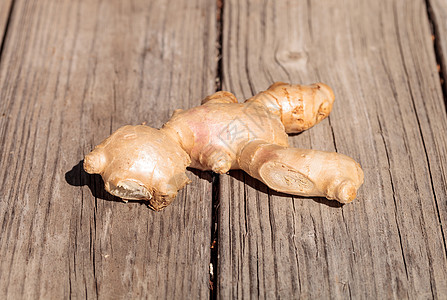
[{"left": 239, "top": 140, "right": 364, "bottom": 203}]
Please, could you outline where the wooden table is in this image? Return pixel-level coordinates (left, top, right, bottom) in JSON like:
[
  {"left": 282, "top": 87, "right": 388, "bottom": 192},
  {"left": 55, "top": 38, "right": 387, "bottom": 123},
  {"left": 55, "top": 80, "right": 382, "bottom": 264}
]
[{"left": 1, "top": 0, "right": 447, "bottom": 298}]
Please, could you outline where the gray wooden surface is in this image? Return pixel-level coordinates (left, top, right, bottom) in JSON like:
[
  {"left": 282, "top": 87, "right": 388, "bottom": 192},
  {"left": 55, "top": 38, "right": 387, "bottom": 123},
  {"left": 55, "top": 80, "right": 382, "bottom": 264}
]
[
  {"left": 218, "top": 0, "right": 447, "bottom": 299},
  {"left": 0, "top": 0, "right": 447, "bottom": 299},
  {"left": 0, "top": 0, "right": 12, "bottom": 46},
  {"left": 0, "top": 0, "right": 216, "bottom": 298},
  {"left": 428, "top": 0, "right": 447, "bottom": 96}
]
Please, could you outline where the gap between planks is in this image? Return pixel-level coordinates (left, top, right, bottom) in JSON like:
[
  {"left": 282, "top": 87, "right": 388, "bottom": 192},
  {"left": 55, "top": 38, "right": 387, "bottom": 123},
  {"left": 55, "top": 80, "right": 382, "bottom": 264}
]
[{"left": 210, "top": 0, "right": 224, "bottom": 299}]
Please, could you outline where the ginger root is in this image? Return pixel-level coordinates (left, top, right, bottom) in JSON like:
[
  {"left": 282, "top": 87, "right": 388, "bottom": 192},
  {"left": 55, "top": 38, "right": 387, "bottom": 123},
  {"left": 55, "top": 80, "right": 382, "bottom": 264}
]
[{"left": 84, "top": 82, "right": 364, "bottom": 210}]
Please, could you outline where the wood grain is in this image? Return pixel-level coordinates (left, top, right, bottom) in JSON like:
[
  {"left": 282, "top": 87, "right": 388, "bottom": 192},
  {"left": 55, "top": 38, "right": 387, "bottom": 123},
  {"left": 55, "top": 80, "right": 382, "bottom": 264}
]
[
  {"left": 218, "top": 0, "right": 447, "bottom": 298},
  {"left": 0, "top": 0, "right": 13, "bottom": 47},
  {"left": 428, "top": 0, "right": 447, "bottom": 95},
  {"left": 0, "top": 0, "right": 216, "bottom": 298}
]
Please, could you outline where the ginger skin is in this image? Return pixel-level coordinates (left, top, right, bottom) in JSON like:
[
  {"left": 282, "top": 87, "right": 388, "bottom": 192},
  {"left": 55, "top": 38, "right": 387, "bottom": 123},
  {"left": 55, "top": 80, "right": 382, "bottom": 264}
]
[{"left": 84, "top": 82, "right": 364, "bottom": 211}]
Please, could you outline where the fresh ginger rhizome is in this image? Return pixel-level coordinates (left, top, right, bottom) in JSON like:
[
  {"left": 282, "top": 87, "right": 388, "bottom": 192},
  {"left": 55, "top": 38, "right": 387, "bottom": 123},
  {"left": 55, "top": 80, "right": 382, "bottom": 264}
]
[{"left": 84, "top": 82, "right": 364, "bottom": 210}]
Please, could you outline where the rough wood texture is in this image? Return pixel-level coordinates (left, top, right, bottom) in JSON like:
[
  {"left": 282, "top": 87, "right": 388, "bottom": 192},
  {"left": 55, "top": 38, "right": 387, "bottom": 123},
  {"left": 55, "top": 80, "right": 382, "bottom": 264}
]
[
  {"left": 0, "top": 0, "right": 216, "bottom": 298},
  {"left": 428, "top": 0, "right": 447, "bottom": 95},
  {"left": 2, "top": 0, "right": 447, "bottom": 298},
  {"left": 0, "top": 0, "right": 13, "bottom": 47},
  {"left": 218, "top": 0, "right": 447, "bottom": 298}
]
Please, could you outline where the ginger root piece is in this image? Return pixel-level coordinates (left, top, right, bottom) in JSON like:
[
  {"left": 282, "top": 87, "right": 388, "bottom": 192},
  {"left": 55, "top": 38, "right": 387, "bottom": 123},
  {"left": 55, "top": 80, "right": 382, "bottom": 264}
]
[{"left": 84, "top": 82, "right": 364, "bottom": 210}]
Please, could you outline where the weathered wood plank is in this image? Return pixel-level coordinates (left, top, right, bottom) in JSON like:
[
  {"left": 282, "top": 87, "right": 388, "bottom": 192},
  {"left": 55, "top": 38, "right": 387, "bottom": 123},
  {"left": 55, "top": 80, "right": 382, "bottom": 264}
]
[
  {"left": 0, "top": 0, "right": 12, "bottom": 47},
  {"left": 218, "top": 0, "right": 447, "bottom": 298},
  {"left": 428, "top": 0, "right": 447, "bottom": 96},
  {"left": 0, "top": 0, "right": 216, "bottom": 298},
  {"left": 428, "top": 0, "right": 447, "bottom": 266}
]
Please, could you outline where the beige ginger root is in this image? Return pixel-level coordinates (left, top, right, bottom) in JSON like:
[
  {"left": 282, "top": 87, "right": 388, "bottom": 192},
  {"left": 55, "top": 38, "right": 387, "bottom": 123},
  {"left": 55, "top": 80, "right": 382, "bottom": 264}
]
[{"left": 84, "top": 82, "right": 364, "bottom": 211}]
